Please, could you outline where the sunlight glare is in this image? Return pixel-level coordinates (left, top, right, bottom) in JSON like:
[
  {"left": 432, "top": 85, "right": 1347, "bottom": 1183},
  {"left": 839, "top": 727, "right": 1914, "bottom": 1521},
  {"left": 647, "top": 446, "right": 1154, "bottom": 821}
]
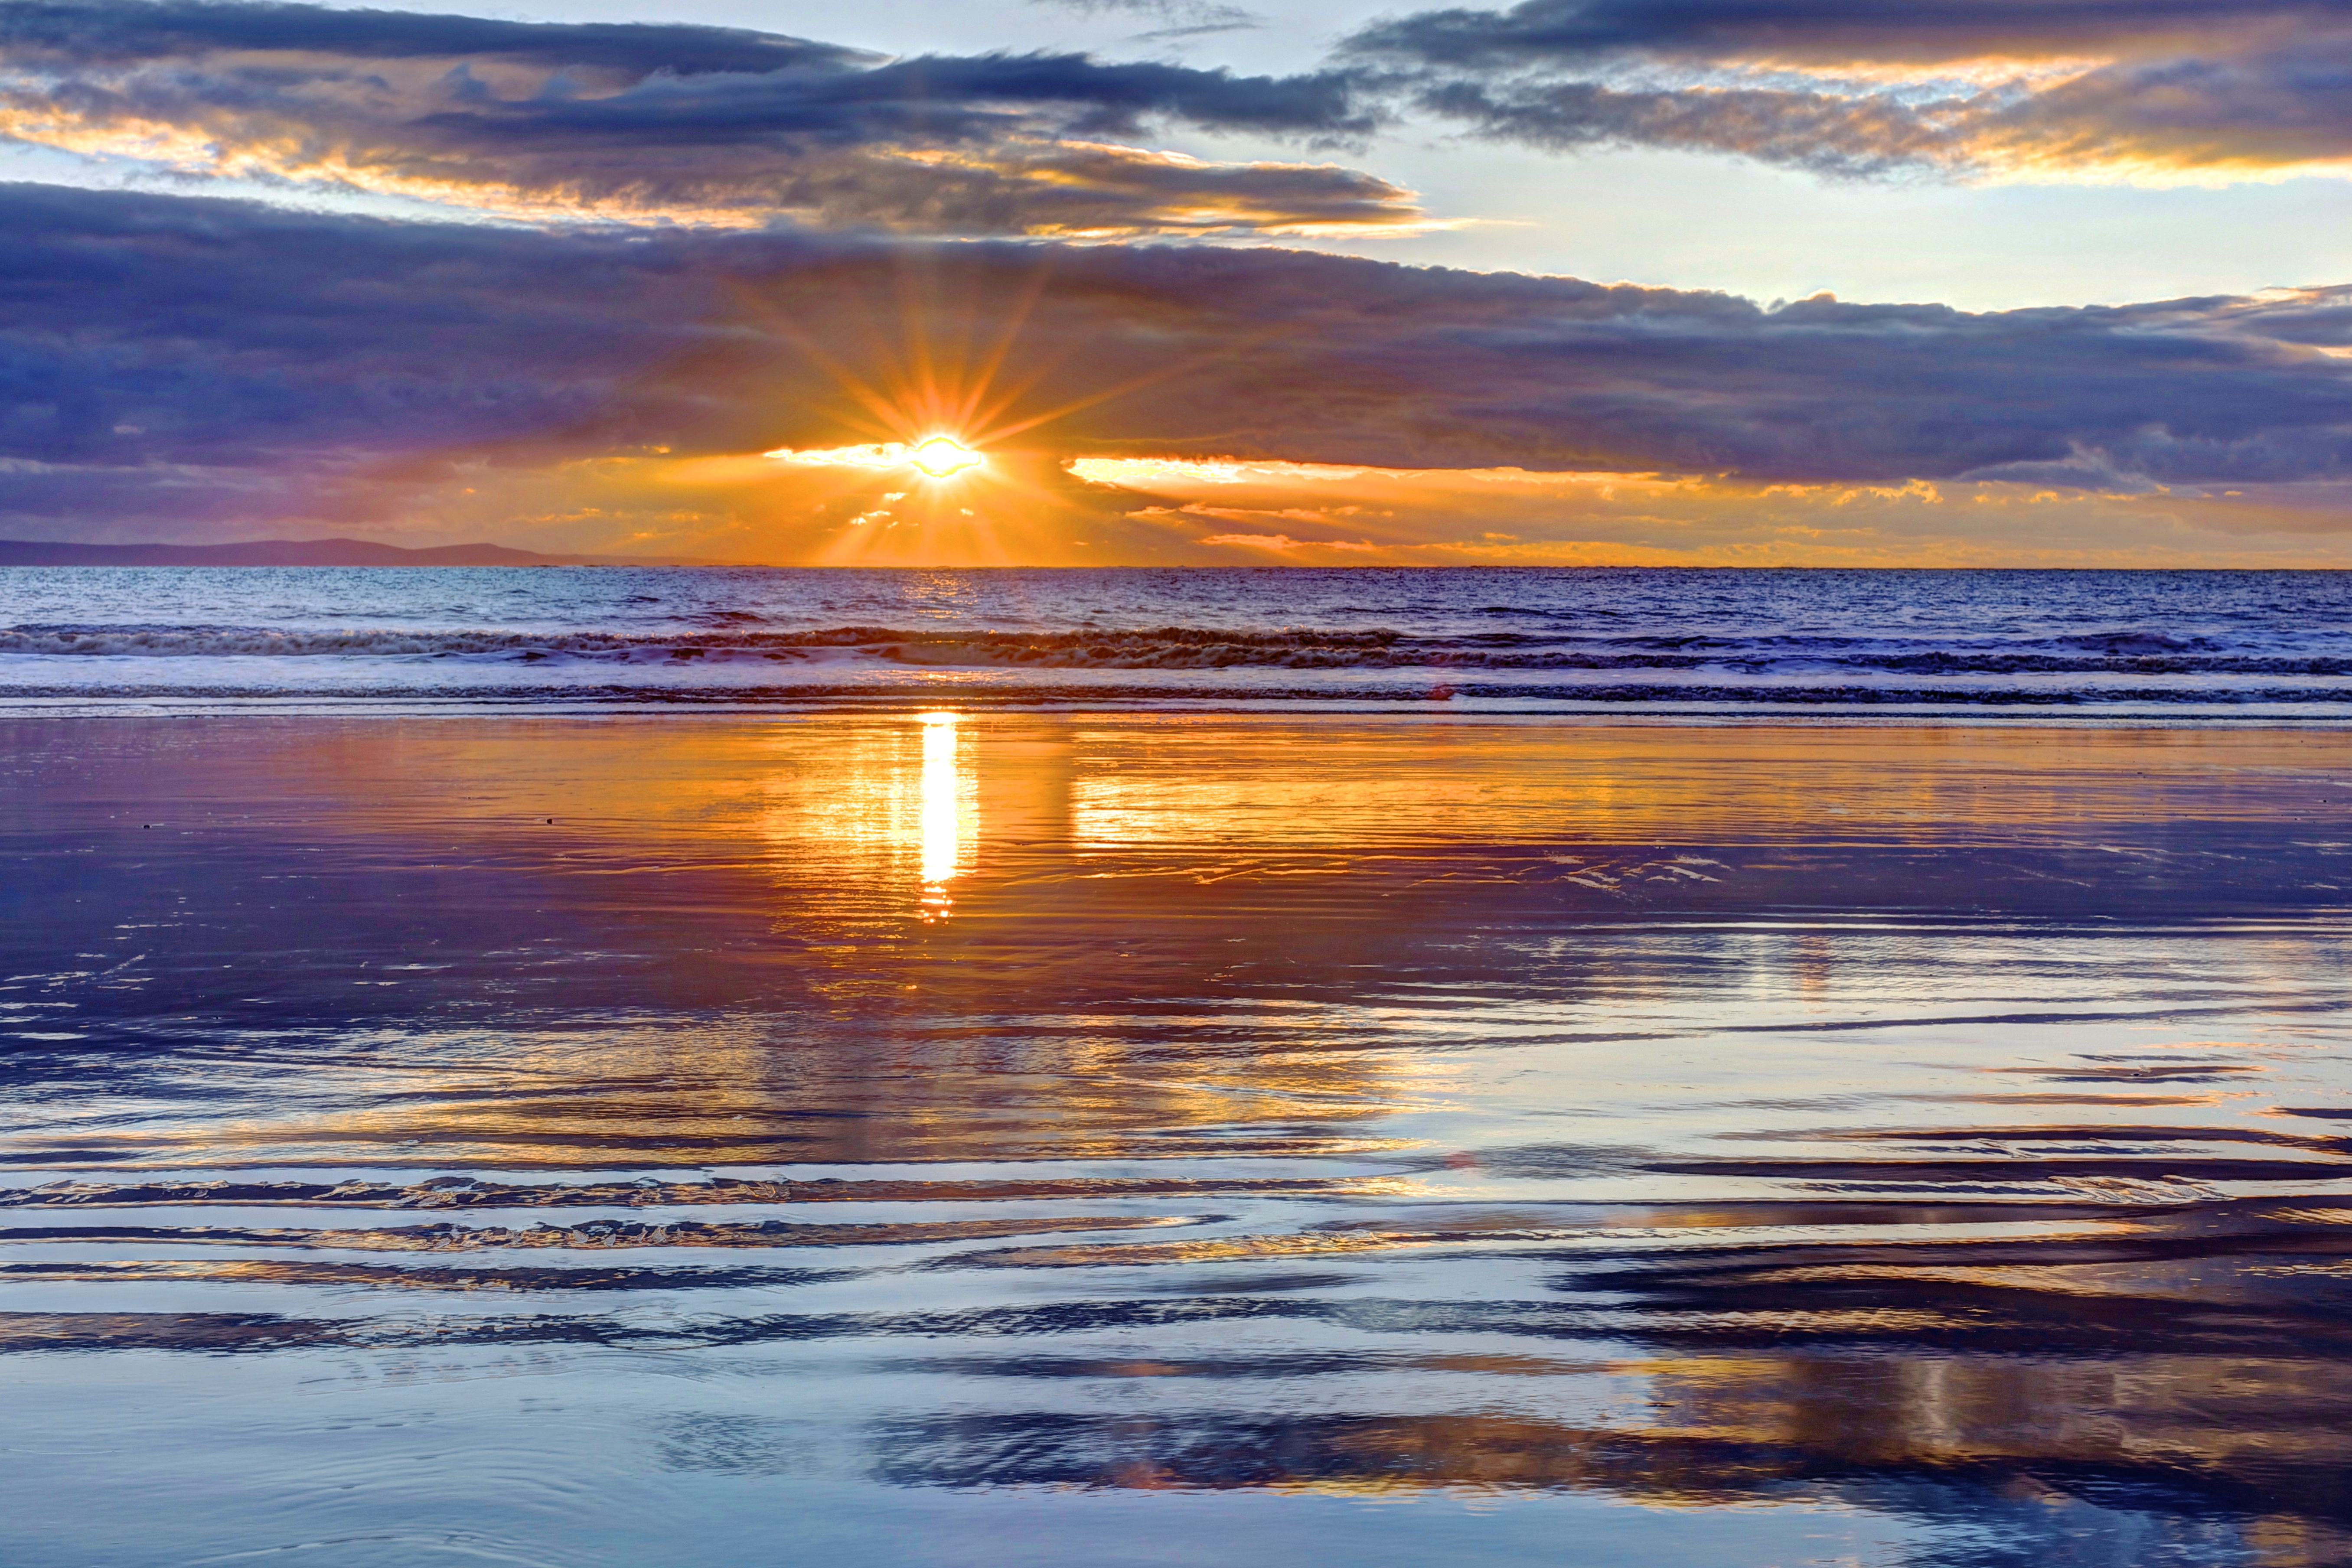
[{"left": 910, "top": 435, "right": 982, "bottom": 479}]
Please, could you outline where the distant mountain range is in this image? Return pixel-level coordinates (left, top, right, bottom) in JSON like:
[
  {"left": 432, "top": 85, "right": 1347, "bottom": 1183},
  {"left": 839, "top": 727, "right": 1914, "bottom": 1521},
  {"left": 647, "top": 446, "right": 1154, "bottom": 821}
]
[{"left": 0, "top": 537, "right": 672, "bottom": 567}]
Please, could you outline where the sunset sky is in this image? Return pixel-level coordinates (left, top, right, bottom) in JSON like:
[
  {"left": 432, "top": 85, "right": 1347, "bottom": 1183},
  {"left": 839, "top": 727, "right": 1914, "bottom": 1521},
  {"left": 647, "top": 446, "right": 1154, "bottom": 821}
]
[{"left": 4, "top": 0, "right": 2351, "bottom": 564}]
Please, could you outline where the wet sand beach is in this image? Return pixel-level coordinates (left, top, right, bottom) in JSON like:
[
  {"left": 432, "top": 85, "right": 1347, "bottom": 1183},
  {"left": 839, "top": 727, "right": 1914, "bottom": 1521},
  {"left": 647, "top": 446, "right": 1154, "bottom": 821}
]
[{"left": 3, "top": 714, "right": 2350, "bottom": 1566}]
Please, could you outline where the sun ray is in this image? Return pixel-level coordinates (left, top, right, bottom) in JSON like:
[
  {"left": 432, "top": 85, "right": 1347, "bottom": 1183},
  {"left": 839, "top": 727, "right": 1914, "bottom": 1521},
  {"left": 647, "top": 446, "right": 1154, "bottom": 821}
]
[
  {"left": 963, "top": 310, "right": 1334, "bottom": 449},
  {"left": 720, "top": 248, "right": 1373, "bottom": 564},
  {"left": 952, "top": 257, "right": 1060, "bottom": 434}
]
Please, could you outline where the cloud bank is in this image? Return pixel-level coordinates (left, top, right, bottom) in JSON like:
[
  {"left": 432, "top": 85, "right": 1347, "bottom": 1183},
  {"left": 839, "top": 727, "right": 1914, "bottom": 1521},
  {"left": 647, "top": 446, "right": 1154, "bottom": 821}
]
[
  {"left": 1345, "top": 0, "right": 2352, "bottom": 185},
  {"left": 0, "top": 0, "right": 1413, "bottom": 235},
  {"left": 13, "top": 0, "right": 2352, "bottom": 244},
  {"left": 3, "top": 182, "right": 2348, "bottom": 559}
]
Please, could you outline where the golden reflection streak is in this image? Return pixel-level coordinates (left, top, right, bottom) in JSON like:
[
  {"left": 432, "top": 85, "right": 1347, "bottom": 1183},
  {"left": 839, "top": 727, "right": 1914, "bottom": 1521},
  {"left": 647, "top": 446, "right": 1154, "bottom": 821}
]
[{"left": 918, "top": 710, "right": 969, "bottom": 919}]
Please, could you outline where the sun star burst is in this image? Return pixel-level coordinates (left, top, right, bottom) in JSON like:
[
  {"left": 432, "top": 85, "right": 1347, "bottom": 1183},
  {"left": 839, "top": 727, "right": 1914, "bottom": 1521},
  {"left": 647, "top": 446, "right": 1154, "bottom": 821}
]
[{"left": 910, "top": 435, "right": 982, "bottom": 479}]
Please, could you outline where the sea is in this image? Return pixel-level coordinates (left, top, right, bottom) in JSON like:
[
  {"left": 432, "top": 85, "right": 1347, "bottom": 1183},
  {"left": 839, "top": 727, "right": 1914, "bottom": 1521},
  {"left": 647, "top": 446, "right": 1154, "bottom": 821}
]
[
  {"left": 0, "top": 566, "right": 2348, "bottom": 714},
  {"left": 3, "top": 568, "right": 2350, "bottom": 1568}
]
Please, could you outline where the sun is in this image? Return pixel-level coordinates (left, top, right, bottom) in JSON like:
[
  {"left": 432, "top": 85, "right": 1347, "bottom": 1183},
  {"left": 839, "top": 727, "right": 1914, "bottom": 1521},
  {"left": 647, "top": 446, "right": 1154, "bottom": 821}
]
[{"left": 909, "top": 435, "right": 982, "bottom": 479}]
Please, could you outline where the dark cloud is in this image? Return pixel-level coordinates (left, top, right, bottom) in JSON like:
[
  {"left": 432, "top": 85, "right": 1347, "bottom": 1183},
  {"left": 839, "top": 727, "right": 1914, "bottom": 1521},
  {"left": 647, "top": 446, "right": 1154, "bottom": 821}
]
[
  {"left": 0, "top": 0, "right": 1399, "bottom": 235},
  {"left": 1406, "top": 77, "right": 1957, "bottom": 176},
  {"left": 1343, "top": 0, "right": 2352, "bottom": 183},
  {"left": 3, "top": 183, "right": 2349, "bottom": 539},
  {"left": 1344, "top": 0, "right": 2349, "bottom": 71},
  {"left": 0, "top": 0, "right": 870, "bottom": 71}
]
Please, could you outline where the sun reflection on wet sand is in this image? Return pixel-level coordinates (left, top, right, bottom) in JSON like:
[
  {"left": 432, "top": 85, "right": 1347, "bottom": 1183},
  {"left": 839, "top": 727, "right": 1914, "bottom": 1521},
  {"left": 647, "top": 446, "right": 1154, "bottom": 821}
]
[{"left": 917, "top": 710, "right": 967, "bottom": 918}]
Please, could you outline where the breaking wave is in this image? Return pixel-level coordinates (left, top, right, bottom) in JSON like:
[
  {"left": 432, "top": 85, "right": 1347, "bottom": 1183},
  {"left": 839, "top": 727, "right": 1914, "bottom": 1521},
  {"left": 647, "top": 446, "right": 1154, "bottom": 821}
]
[{"left": 8, "top": 623, "right": 2352, "bottom": 678}]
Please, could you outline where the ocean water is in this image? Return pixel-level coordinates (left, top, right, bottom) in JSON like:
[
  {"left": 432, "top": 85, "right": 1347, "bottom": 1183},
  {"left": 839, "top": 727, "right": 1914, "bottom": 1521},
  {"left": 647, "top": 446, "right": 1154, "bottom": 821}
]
[
  {"left": 4, "top": 572, "right": 2352, "bottom": 1567},
  {"left": 1, "top": 566, "right": 2349, "bottom": 714}
]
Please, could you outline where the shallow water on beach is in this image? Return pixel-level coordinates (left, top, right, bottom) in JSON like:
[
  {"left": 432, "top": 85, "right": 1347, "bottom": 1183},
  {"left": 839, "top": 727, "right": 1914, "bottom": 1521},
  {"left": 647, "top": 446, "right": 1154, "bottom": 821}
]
[{"left": 4, "top": 714, "right": 2352, "bottom": 1566}]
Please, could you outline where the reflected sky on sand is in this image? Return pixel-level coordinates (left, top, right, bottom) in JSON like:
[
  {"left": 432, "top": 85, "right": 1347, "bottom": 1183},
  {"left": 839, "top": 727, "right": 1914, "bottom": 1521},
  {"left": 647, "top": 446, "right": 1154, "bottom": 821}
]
[{"left": 3, "top": 716, "right": 2350, "bottom": 1567}]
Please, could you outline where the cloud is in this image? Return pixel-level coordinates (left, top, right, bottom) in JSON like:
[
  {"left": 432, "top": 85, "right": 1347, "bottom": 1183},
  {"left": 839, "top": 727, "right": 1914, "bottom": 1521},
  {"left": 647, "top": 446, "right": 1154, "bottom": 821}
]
[
  {"left": 1028, "top": 0, "right": 1265, "bottom": 40},
  {"left": 14, "top": 0, "right": 2352, "bottom": 238},
  {"left": 1109, "top": 462, "right": 2352, "bottom": 567},
  {"left": 0, "top": 0, "right": 1408, "bottom": 235},
  {"left": 1952, "top": 443, "right": 2175, "bottom": 493},
  {"left": 1195, "top": 531, "right": 1313, "bottom": 547},
  {"left": 1343, "top": 0, "right": 2352, "bottom": 185},
  {"left": 2, "top": 182, "right": 2349, "bottom": 554}
]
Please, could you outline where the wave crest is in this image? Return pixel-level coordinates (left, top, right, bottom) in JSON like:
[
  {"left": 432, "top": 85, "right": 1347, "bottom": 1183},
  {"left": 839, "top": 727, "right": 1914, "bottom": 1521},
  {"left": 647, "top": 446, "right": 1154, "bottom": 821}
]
[{"left": 7, "top": 622, "right": 2350, "bottom": 678}]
